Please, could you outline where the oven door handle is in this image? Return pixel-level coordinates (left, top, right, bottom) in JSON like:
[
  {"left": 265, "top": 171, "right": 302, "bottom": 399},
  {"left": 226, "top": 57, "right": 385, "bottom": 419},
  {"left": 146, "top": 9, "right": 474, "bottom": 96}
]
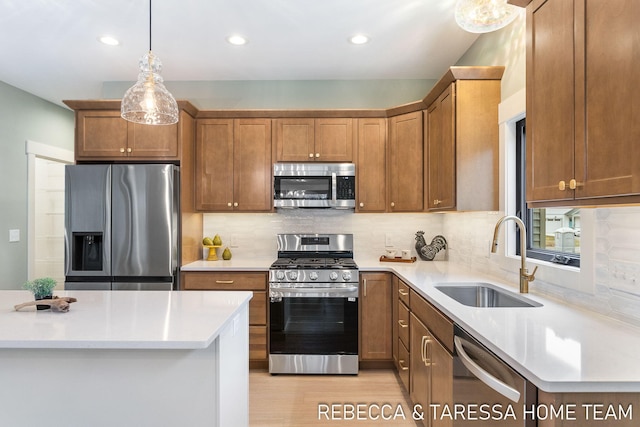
[
  {"left": 454, "top": 336, "right": 521, "bottom": 403},
  {"left": 331, "top": 172, "right": 337, "bottom": 206}
]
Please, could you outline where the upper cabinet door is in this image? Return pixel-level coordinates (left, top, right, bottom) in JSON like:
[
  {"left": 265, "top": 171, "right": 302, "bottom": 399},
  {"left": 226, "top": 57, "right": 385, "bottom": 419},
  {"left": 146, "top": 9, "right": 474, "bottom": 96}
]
[
  {"left": 128, "top": 122, "right": 179, "bottom": 159},
  {"left": 274, "top": 118, "right": 315, "bottom": 161},
  {"left": 233, "top": 119, "right": 272, "bottom": 212},
  {"left": 75, "top": 110, "right": 129, "bottom": 159},
  {"left": 389, "top": 111, "right": 424, "bottom": 212},
  {"left": 574, "top": 0, "right": 640, "bottom": 199},
  {"left": 526, "top": 0, "right": 576, "bottom": 204},
  {"left": 356, "top": 118, "right": 387, "bottom": 212},
  {"left": 195, "top": 119, "right": 235, "bottom": 211},
  {"left": 314, "top": 118, "right": 354, "bottom": 162}
]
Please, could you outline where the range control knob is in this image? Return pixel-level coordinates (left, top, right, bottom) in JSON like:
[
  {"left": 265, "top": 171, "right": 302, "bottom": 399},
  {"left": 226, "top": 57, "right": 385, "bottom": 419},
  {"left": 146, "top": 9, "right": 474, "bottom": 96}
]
[
  {"left": 309, "top": 272, "right": 319, "bottom": 281},
  {"left": 342, "top": 271, "right": 352, "bottom": 282},
  {"left": 287, "top": 271, "right": 299, "bottom": 281},
  {"left": 276, "top": 271, "right": 285, "bottom": 280},
  {"left": 329, "top": 272, "right": 339, "bottom": 281}
]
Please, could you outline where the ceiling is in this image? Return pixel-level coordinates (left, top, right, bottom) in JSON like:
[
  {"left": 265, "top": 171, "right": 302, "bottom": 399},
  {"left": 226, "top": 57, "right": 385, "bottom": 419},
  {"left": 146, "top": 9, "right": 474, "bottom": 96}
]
[{"left": 0, "top": 0, "right": 481, "bottom": 108}]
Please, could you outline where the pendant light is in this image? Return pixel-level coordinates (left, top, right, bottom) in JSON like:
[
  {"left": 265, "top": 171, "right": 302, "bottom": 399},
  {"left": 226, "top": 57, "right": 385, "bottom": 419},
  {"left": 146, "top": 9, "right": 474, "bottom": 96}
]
[
  {"left": 455, "top": 0, "right": 518, "bottom": 34},
  {"left": 121, "top": 0, "right": 179, "bottom": 125}
]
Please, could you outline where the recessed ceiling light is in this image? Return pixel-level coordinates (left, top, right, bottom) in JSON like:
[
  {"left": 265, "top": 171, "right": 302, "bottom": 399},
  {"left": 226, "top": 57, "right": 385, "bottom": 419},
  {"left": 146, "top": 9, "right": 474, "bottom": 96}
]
[
  {"left": 227, "top": 35, "right": 248, "bottom": 46},
  {"left": 349, "top": 34, "right": 369, "bottom": 45},
  {"left": 98, "top": 35, "right": 120, "bottom": 46}
]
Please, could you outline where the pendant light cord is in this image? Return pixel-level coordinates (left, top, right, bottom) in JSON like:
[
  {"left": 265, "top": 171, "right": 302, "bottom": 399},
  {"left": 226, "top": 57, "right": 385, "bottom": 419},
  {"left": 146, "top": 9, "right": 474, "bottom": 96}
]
[{"left": 149, "top": 0, "right": 152, "bottom": 52}]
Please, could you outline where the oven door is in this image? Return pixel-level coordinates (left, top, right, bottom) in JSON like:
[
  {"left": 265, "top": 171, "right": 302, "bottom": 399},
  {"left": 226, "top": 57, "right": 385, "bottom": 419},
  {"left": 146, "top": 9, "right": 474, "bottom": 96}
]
[{"left": 269, "top": 285, "right": 359, "bottom": 374}]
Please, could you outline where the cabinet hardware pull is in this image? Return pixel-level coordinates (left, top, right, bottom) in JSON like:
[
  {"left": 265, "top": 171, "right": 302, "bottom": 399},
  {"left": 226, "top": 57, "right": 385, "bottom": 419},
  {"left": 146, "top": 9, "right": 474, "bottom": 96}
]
[
  {"left": 391, "top": 202, "right": 395, "bottom": 207},
  {"left": 433, "top": 199, "right": 441, "bottom": 205},
  {"left": 359, "top": 202, "right": 364, "bottom": 208},
  {"left": 315, "top": 153, "right": 320, "bottom": 158},
  {"left": 363, "top": 279, "right": 367, "bottom": 297},
  {"left": 558, "top": 180, "right": 566, "bottom": 191},
  {"left": 227, "top": 202, "right": 232, "bottom": 207},
  {"left": 215, "top": 280, "right": 234, "bottom": 284},
  {"left": 422, "top": 336, "right": 432, "bottom": 366},
  {"left": 119, "top": 148, "right": 125, "bottom": 153},
  {"left": 398, "top": 320, "right": 408, "bottom": 328},
  {"left": 233, "top": 202, "right": 238, "bottom": 207},
  {"left": 309, "top": 153, "right": 314, "bottom": 158},
  {"left": 398, "top": 360, "right": 409, "bottom": 371},
  {"left": 398, "top": 289, "right": 409, "bottom": 296},
  {"left": 569, "top": 179, "right": 582, "bottom": 190},
  {"left": 126, "top": 147, "right": 132, "bottom": 153}
]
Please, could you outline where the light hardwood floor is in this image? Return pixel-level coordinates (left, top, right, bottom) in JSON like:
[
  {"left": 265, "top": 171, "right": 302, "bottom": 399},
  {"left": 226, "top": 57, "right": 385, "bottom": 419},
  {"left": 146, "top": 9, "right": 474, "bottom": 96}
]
[{"left": 249, "top": 369, "right": 420, "bottom": 427}]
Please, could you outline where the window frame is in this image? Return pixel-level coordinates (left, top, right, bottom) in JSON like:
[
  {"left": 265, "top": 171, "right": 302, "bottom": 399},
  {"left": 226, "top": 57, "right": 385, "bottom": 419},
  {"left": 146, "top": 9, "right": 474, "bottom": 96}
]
[{"left": 514, "top": 118, "right": 580, "bottom": 268}]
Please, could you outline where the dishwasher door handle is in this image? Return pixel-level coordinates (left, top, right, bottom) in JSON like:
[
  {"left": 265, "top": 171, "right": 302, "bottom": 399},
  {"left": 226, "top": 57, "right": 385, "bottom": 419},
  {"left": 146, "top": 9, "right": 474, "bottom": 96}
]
[{"left": 454, "top": 336, "right": 521, "bottom": 403}]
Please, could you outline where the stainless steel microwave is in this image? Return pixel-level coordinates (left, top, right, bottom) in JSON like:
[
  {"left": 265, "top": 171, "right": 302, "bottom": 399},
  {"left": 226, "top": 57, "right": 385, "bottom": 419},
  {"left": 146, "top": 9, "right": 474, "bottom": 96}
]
[{"left": 273, "top": 163, "right": 356, "bottom": 209}]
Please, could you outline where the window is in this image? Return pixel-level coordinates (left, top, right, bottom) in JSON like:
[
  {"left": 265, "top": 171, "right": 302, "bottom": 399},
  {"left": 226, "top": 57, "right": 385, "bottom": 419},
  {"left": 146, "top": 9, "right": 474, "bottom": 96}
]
[{"left": 515, "top": 119, "right": 580, "bottom": 267}]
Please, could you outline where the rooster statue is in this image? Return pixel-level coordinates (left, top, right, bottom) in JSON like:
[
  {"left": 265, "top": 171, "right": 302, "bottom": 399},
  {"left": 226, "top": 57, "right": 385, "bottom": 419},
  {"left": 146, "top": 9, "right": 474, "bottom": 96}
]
[{"left": 415, "top": 231, "right": 447, "bottom": 261}]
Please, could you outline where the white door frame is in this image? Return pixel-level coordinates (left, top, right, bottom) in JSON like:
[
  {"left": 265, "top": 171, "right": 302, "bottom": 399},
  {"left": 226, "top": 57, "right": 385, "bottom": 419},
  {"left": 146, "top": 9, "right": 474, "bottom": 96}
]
[{"left": 25, "top": 140, "right": 74, "bottom": 280}]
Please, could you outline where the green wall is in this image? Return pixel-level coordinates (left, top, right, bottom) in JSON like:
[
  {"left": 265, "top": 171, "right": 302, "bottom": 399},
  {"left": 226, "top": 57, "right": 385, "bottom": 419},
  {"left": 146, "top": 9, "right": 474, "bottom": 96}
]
[
  {"left": 103, "top": 79, "right": 437, "bottom": 110},
  {"left": 0, "top": 81, "right": 74, "bottom": 289}
]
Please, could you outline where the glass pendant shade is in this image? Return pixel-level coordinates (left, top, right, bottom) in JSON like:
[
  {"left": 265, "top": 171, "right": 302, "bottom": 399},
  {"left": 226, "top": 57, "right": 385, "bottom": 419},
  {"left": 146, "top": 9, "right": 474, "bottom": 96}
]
[
  {"left": 121, "top": 51, "right": 179, "bottom": 125},
  {"left": 455, "top": 0, "right": 518, "bottom": 33}
]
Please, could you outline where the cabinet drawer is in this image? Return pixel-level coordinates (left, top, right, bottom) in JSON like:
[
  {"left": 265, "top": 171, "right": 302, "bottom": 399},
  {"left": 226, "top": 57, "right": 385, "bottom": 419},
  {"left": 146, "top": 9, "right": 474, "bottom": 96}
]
[
  {"left": 398, "top": 280, "right": 410, "bottom": 306},
  {"left": 398, "top": 300, "right": 410, "bottom": 349},
  {"left": 249, "top": 325, "right": 267, "bottom": 361},
  {"left": 397, "top": 340, "right": 410, "bottom": 391},
  {"left": 410, "top": 289, "right": 453, "bottom": 353},
  {"left": 182, "top": 271, "right": 267, "bottom": 291}
]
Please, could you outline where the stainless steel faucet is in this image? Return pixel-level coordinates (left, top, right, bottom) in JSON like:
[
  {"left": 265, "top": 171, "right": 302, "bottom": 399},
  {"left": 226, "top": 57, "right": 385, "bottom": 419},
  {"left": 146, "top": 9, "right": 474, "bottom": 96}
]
[{"left": 491, "top": 215, "right": 538, "bottom": 293}]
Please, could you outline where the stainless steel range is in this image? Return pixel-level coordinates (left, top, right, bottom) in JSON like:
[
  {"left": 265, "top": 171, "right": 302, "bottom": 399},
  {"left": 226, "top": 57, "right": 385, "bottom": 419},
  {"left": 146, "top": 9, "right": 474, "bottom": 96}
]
[{"left": 269, "top": 233, "right": 359, "bottom": 375}]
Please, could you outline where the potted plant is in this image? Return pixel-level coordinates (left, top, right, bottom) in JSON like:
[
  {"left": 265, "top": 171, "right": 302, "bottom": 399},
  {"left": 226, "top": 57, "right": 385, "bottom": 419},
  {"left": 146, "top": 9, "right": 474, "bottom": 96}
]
[{"left": 22, "top": 277, "right": 57, "bottom": 310}]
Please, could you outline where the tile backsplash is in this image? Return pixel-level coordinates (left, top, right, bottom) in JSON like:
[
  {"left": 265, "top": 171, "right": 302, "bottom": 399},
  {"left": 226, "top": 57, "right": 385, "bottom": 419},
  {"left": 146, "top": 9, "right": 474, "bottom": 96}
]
[{"left": 203, "top": 206, "right": 640, "bottom": 325}]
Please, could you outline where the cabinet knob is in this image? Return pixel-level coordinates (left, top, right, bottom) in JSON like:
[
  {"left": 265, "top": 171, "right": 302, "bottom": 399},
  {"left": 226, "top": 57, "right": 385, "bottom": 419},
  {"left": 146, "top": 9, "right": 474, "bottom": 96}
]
[
  {"left": 309, "top": 153, "right": 314, "bottom": 158},
  {"left": 391, "top": 202, "right": 395, "bottom": 207},
  {"left": 315, "top": 153, "right": 320, "bottom": 158},
  {"left": 120, "top": 148, "right": 125, "bottom": 154},
  {"left": 359, "top": 202, "right": 364, "bottom": 208},
  {"left": 126, "top": 147, "right": 132, "bottom": 153},
  {"left": 227, "top": 202, "right": 232, "bottom": 207},
  {"left": 433, "top": 199, "right": 441, "bottom": 205},
  {"left": 233, "top": 202, "right": 238, "bottom": 207},
  {"left": 558, "top": 180, "right": 566, "bottom": 191},
  {"left": 569, "top": 179, "right": 581, "bottom": 190}
]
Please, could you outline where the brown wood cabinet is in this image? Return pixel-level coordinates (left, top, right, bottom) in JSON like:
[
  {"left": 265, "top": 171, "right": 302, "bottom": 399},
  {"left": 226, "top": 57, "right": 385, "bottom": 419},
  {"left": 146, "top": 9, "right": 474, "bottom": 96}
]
[
  {"left": 64, "top": 100, "right": 197, "bottom": 162},
  {"left": 274, "top": 118, "right": 354, "bottom": 162},
  {"left": 527, "top": 0, "right": 640, "bottom": 206},
  {"left": 356, "top": 118, "right": 387, "bottom": 212},
  {"left": 409, "top": 290, "right": 453, "bottom": 427},
  {"left": 181, "top": 271, "right": 268, "bottom": 365},
  {"left": 388, "top": 111, "right": 424, "bottom": 212},
  {"left": 195, "top": 118, "right": 272, "bottom": 212},
  {"left": 359, "top": 272, "right": 392, "bottom": 361},
  {"left": 424, "top": 70, "right": 501, "bottom": 211},
  {"left": 393, "top": 278, "right": 411, "bottom": 390}
]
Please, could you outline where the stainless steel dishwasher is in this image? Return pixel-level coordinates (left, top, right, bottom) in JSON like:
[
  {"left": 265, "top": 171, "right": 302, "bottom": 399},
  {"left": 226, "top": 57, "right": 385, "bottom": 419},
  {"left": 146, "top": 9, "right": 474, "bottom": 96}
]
[{"left": 452, "top": 325, "right": 537, "bottom": 427}]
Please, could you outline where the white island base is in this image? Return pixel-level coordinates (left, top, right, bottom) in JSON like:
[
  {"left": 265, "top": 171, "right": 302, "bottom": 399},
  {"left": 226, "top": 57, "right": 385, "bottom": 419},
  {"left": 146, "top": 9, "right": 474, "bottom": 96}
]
[{"left": 0, "top": 290, "right": 251, "bottom": 427}]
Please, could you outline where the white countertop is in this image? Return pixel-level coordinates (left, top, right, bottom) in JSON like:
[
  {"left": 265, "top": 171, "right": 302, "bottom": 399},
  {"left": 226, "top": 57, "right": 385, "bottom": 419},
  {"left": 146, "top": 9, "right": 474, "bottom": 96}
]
[
  {"left": 182, "top": 257, "right": 640, "bottom": 392},
  {"left": 0, "top": 290, "right": 252, "bottom": 350}
]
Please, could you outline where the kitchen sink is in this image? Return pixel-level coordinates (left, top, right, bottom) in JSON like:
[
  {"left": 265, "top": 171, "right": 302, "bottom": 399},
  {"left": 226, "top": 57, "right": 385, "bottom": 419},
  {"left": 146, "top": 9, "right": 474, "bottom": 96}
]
[{"left": 435, "top": 283, "right": 542, "bottom": 308}]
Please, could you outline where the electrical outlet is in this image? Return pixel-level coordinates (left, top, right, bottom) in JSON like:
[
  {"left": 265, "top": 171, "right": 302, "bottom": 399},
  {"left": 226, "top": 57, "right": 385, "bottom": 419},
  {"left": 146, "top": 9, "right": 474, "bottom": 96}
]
[
  {"left": 9, "top": 229, "right": 20, "bottom": 243},
  {"left": 385, "top": 233, "right": 393, "bottom": 247},
  {"left": 230, "top": 234, "right": 239, "bottom": 248}
]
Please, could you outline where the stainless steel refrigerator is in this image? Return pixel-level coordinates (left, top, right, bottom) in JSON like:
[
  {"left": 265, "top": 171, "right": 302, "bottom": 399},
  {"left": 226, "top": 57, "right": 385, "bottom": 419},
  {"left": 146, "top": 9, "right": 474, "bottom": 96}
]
[{"left": 64, "top": 164, "right": 179, "bottom": 291}]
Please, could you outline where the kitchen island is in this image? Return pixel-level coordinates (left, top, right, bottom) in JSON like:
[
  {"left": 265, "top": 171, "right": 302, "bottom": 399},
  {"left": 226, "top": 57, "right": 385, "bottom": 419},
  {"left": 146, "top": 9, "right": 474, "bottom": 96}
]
[{"left": 0, "top": 290, "right": 251, "bottom": 427}]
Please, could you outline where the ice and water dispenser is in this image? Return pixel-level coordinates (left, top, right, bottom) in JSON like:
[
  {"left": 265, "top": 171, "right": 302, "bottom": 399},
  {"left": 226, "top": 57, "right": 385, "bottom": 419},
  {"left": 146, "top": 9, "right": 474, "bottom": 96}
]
[{"left": 71, "top": 233, "right": 103, "bottom": 271}]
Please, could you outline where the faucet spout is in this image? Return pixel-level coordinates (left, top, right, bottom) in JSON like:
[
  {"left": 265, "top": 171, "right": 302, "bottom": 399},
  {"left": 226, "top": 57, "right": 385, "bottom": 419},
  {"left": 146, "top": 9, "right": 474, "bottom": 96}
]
[{"left": 491, "top": 215, "right": 537, "bottom": 293}]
